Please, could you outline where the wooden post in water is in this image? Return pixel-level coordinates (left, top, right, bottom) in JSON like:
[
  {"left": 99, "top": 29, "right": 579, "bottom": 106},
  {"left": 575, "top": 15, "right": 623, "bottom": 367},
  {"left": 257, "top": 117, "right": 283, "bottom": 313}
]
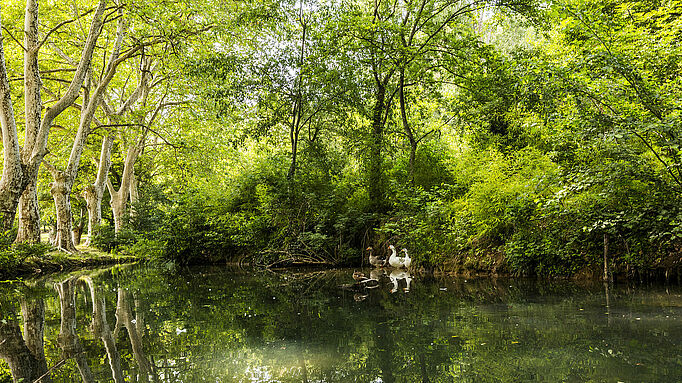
[{"left": 603, "top": 233, "right": 610, "bottom": 282}]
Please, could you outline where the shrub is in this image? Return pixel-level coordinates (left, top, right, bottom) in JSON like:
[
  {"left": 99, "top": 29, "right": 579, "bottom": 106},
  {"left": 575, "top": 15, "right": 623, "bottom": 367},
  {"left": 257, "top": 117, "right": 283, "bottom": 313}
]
[{"left": 91, "top": 225, "right": 136, "bottom": 253}]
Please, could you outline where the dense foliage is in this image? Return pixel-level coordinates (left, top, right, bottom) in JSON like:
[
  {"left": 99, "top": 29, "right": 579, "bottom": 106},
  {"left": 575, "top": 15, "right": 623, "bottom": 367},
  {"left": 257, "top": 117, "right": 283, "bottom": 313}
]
[{"left": 1, "top": 0, "right": 681, "bottom": 278}]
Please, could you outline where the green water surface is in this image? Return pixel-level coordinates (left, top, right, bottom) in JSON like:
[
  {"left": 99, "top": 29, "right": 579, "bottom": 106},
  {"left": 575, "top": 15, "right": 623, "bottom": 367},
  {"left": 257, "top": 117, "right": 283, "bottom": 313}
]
[{"left": 0, "top": 265, "right": 680, "bottom": 382}]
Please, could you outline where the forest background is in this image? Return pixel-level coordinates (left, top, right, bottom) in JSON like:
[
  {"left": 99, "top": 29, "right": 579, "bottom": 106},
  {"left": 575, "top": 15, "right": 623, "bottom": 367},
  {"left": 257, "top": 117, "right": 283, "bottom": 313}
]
[{"left": 1, "top": 0, "right": 681, "bottom": 279}]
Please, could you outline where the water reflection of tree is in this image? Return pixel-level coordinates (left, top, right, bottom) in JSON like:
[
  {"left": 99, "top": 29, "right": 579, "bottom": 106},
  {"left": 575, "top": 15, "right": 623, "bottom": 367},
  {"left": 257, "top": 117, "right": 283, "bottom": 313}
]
[
  {"left": 1, "top": 273, "right": 158, "bottom": 383},
  {"left": 56, "top": 278, "right": 95, "bottom": 382},
  {"left": 0, "top": 283, "right": 50, "bottom": 383},
  {"left": 114, "top": 288, "right": 156, "bottom": 382},
  {"left": 3, "top": 268, "right": 680, "bottom": 382}
]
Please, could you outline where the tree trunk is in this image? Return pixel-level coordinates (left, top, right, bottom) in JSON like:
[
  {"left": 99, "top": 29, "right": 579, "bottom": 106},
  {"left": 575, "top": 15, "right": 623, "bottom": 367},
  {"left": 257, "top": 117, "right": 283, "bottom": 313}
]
[
  {"left": 288, "top": 127, "right": 299, "bottom": 181},
  {"left": 16, "top": 0, "right": 44, "bottom": 244},
  {"left": 409, "top": 140, "right": 417, "bottom": 182},
  {"left": 369, "top": 84, "right": 386, "bottom": 211},
  {"left": 399, "top": 69, "right": 418, "bottom": 183},
  {"left": 85, "top": 136, "right": 115, "bottom": 245},
  {"left": 288, "top": 21, "right": 306, "bottom": 181},
  {"left": 603, "top": 233, "right": 610, "bottom": 282},
  {"left": 73, "top": 206, "right": 84, "bottom": 245},
  {"left": 108, "top": 142, "right": 143, "bottom": 233},
  {"left": 0, "top": 11, "right": 24, "bottom": 232},
  {"left": 111, "top": 195, "right": 126, "bottom": 233},
  {"left": 129, "top": 172, "right": 139, "bottom": 205},
  {"left": 50, "top": 174, "right": 76, "bottom": 252},
  {"left": 84, "top": 187, "right": 100, "bottom": 245},
  {"left": 50, "top": 12, "right": 126, "bottom": 248},
  {"left": 16, "top": 182, "right": 41, "bottom": 243}
]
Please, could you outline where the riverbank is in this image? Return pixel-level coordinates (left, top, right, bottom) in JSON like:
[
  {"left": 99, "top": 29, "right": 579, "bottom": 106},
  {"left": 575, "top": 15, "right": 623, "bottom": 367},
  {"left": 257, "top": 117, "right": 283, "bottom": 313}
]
[{"left": 0, "top": 248, "right": 138, "bottom": 280}]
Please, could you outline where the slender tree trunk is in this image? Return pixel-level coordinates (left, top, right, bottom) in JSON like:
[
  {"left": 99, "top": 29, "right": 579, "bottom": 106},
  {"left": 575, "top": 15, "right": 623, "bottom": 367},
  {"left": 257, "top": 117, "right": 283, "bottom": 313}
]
[
  {"left": 50, "top": 11, "right": 126, "bottom": 248},
  {"left": 73, "top": 206, "right": 84, "bottom": 245},
  {"left": 84, "top": 135, "right": 114, "bottom": 245},
  {"left": 288, "top": 21, "right": 306, "bottom": 181},
  {"left": 108, "top": 142, "right": 143, "bottom": 233},
  {"left": 16, "top": 183, "right": 41, "bottom": 243},
  {"left": 399, "top": 69, "right": 417, "bottom": 183},
  {"left": 288, "top": 126, "right": 299, "bottom": 181},
  {"left": 129, "top": 172, "right": 139, "bottom": 205},
  {"left": 369, "top": 84, "right": 386, "bottom": 211},
  {"left": 603, "top": 233, "right": 610, "bottom": 282},
  {"left": 85, "top": 56, "right": 150, "bottom": 242},
  {"left": 84, "top": 188, "right": 100, "bottom": 243},
  {"left": 15, "top": 0, "right": 44, "bottom": 243}
]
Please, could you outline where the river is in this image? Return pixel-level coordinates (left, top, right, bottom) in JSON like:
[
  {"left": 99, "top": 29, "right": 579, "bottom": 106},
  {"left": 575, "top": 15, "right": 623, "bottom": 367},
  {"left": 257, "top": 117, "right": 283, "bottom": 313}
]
[{"left": 0, "top": 265, "right": 680, "bottom": 382}]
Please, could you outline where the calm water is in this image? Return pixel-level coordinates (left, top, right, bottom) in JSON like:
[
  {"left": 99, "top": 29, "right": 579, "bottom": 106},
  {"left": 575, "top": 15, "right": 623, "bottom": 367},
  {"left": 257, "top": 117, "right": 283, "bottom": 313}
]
[{"left": 0, "top": 265, "right": 681, "bottom": 382}]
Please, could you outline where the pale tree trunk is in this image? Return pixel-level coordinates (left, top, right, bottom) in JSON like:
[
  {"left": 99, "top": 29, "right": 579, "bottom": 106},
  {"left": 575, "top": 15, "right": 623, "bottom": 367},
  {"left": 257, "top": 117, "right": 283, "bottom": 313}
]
[
  {"left": 15, "top": 182, "right": 41, "bottom": 243},
  {"left": 73, "top": 205, "right": 84, "bottom": 245},
  {"left": 0, "top": 0, "right": 108, "bottom": 235},
  {"left": 0, "top": 8, "right": 25, "bottom": 230},
  {"left": 128, "top": 171, "right": 140, "bottom": 220},
  {"left": 287, "top": 20, "right": 306, "bottom": 181},
  {"left": 130, "top": 171, "right": 139, "bottom": 204},
  {"left": 109, "top": 142, "right": 143, "bottom": 233},
  {"left": 15, "top": 0, "right": 43, "bottom": 242},
  {"left": 84, "top": 135, "right": 114, "bottom": 246},
  {"left": 49, "top": 172, "right": 76, "bottom": 252}
]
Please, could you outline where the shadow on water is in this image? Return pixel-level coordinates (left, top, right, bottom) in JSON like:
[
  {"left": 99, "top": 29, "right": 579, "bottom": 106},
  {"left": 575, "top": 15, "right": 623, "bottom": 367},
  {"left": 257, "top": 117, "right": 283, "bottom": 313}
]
[{"left": 0, "top": 265, "right": 681, "bottom": 382}]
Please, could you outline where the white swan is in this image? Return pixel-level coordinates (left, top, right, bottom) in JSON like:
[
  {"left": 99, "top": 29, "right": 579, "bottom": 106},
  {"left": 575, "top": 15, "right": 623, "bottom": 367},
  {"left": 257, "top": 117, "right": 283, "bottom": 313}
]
[
  {"left": 388, "top": 245, "right": 410, "bottom": 269},
  {"left": 401, "top": 248, "right": 412, "bottom": 269},
  {"left": 388, "top": 245, "right": 402, "bottom": 268}
]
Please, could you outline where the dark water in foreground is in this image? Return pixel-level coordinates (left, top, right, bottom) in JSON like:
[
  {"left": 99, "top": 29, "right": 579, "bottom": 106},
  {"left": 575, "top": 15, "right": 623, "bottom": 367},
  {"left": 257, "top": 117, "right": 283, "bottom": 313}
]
[{"left": 0, "top": 265, "right": 680, "bottom": 382}]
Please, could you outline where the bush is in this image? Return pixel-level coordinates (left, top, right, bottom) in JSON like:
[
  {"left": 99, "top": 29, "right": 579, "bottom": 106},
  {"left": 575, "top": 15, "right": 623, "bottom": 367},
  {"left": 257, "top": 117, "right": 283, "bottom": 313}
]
[
  {"left": 0, "top": 240, "right": 51, "bottom": 272},
  {"left": 91, "top": 225, "right": 136, "bottom": 253}
]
